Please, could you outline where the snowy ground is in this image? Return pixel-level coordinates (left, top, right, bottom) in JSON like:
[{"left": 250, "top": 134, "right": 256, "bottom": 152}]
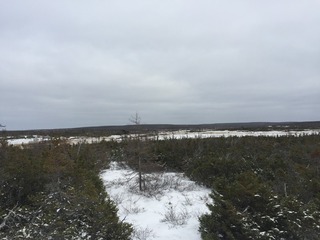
[
  {"left": 6, "top": 128, "right": 320, "bottom": 146},
  {"left": 100, "top": 162, "right": 211, "bottom": 240}
]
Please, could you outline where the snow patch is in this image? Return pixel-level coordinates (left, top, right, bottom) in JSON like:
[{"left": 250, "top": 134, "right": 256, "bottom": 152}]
[
  {"left": 101, "top": 162, "right": 211, "bottom": 240},
  {"left": 6, "top": 129, "right": 320, "bottom": 146}
]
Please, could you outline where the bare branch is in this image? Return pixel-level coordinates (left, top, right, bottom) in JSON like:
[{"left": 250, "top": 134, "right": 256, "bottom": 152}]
[
  {"left": 0, "top": 203, "right": 19, "bottom": 230},
  {"left": 129, "top": 112, "right": 141, "bottom": 125}
]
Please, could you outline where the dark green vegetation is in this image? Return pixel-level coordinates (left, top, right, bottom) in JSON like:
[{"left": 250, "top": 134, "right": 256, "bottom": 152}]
[
  {"left": 1, "top": 128, "right": 320, "bottom": 239},
  {"left": 0, "top": 139, "right": 132, "bottom": 239},
  {"left": 115, "top": 134, "right": 320, "bottom": 239},
  {"left": 149, "top": 135, "right": 320, "bottom": 239}
]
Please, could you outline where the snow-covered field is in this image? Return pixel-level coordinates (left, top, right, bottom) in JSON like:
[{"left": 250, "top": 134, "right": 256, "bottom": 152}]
[
  {"left": 6, "top": 128, "right": 320, "bottom": 145},
  {"left": 101, "top": 162, "right": 211, "bottom": 240}
]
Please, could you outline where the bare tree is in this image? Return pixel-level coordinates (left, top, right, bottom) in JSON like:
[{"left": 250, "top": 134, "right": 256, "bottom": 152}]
[
  {"left": 129, "top": 112, "right": 144, "bottom": 191},
  {"left": 129, "top": 112, "right": 141, "bottom": 126},
  {"left": 127, "top": 113, "right": 164, "bottom": 193}
]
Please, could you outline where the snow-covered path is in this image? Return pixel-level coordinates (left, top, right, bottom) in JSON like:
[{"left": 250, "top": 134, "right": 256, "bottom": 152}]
[{"left": 101, "top": 162, "right": 211, "bottom": 240}]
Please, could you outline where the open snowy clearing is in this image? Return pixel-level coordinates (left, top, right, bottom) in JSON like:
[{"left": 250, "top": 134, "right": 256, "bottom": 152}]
[
  {"left": 6, "top": 128, "right": 320, "bottom": 146},
  {"left": 100, "top": 162, "right": 212, "bottom": 240}
]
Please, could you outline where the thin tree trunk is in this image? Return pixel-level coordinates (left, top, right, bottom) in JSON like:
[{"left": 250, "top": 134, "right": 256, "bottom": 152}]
[
  {"left": 139, "top": 158, "right": 142, "bottom": 191},
  {"left": 284, "top": 183, "right": 287, "bottom": 197}
]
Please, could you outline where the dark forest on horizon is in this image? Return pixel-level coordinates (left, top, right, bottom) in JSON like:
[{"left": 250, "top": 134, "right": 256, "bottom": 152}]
[{"left": 2, "top": 121, "right": 320, "bottom": 138}]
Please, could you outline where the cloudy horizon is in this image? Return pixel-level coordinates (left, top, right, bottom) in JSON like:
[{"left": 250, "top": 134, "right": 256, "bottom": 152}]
[{"left": 1, "top": 1, "right": 320, "bottom": 130}]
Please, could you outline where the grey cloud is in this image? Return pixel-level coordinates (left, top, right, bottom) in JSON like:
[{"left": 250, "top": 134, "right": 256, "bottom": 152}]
[{"left": 1, "top": 0, "right": 320, "bottom": 129}]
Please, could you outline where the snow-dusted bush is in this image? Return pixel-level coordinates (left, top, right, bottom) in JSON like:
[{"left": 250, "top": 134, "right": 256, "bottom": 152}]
[
  {"left": 161, "top": 204, "right": 190, "bottom": 227},
  {"left": 123, "top": 170, "right": 199, "bottom": 198},
  {"left": 0, "top": 141, "right": 133, "bottom": 240},
  {"left": 200, "top": 172, "right": 320, "bottom": 240},
  {"left": 122, "top": 198, "right": 145, "bottom": 215},
  {"left": 131, "top": 226, "right": 155, "bottom": 240}
]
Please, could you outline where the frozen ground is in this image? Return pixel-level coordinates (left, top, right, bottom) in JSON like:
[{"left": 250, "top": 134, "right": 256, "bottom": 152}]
[
  {"left": 6, "top": 128, "right": 320, "bottom": 145},
  {"left": 100, "top": 162, "right": 211, "bottom": 240}
]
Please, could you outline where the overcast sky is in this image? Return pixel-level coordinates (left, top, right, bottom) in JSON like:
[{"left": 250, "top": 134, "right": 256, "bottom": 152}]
[{"left": 1, "top": 1, "right": 320, "bottom": 130}]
